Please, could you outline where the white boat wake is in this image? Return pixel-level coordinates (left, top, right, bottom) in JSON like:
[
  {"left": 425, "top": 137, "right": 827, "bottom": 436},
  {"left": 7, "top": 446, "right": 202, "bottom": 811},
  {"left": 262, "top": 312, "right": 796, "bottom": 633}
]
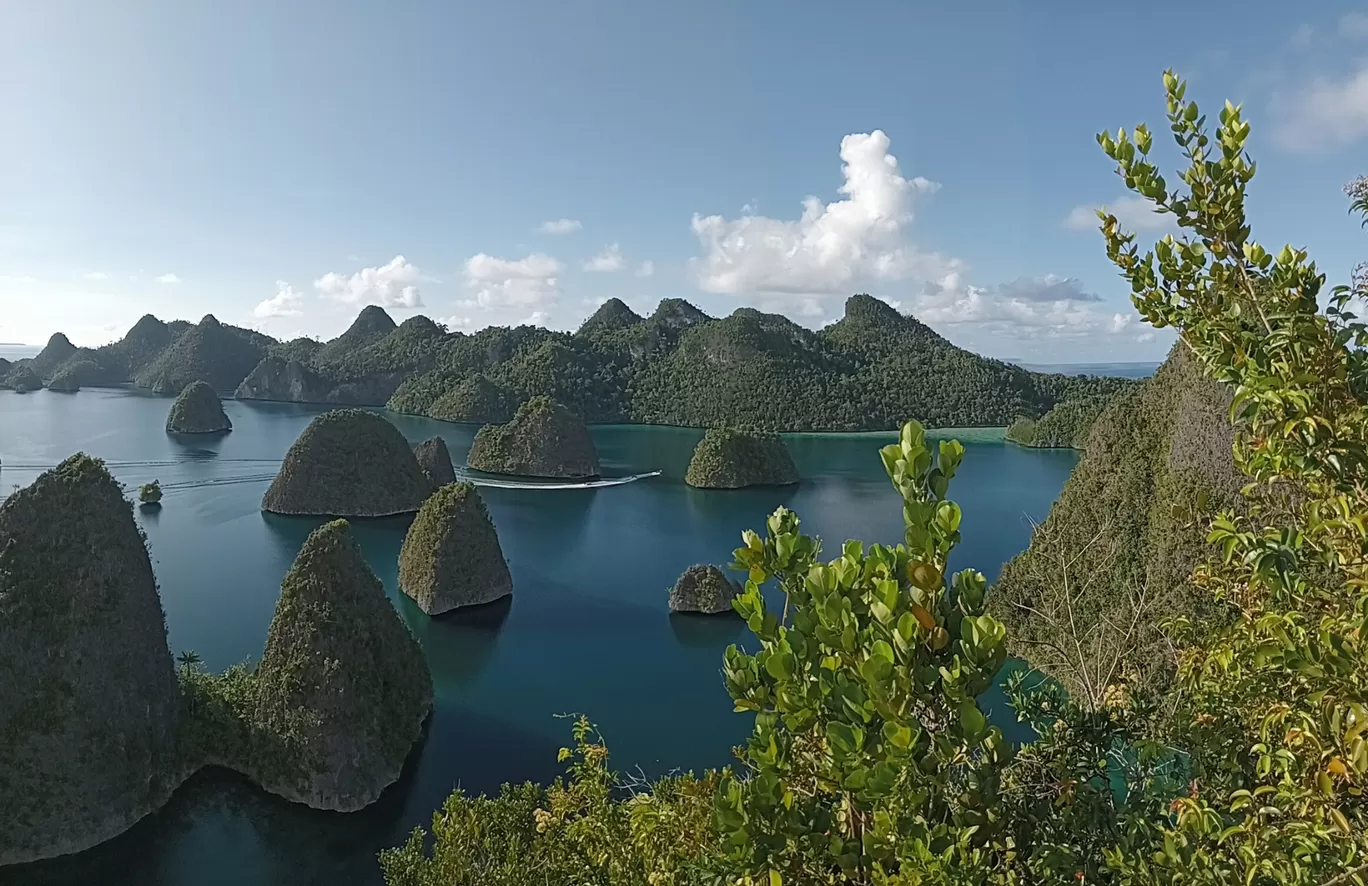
[{"left": 454, "top": 469, "right": 662, "bottom": 490}]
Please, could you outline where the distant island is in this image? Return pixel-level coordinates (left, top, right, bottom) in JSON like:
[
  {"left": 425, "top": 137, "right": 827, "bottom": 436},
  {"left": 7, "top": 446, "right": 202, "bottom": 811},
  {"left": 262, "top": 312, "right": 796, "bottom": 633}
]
[{"left": 4, "top": 295, "right": 1136, "bottom": 433}]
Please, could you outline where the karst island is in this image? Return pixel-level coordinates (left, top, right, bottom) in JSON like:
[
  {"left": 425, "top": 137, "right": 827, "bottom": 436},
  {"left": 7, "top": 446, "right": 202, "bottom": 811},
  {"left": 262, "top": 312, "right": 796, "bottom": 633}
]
[
  {"left": 684, "top": 427, "right": 800, "bottom": 489},
  {"left": 166, "top": 380, "right": 233, "bottom": 434},
  {"left": 398, "top": 481, "right": 513, "bottom": 615},
  {"left": 465, "top": 395, "right": 601, "bottom": 479}
]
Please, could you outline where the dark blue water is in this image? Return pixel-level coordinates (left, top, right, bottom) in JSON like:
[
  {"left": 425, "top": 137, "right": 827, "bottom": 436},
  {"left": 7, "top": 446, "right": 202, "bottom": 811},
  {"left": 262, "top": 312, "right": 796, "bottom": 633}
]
[{"left": 0, "top": 388, "right": 1079, "bottom": 886}]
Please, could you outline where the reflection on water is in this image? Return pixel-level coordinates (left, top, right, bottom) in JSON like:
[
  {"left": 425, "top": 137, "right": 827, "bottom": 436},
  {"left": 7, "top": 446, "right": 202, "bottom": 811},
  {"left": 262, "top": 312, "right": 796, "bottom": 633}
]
[{"left": 0, "top": 389, "right": 1081, "bottom": 886}]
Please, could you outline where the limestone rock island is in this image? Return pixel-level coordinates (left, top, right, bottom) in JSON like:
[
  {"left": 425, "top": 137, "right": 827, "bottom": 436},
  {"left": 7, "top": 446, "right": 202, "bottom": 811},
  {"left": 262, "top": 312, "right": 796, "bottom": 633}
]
[
  {"left": 0, "top": 454, "right": 181, "bottom": 866},
  {"left": 413, "top": 436, "right": 456, "bottom": 487},
  {"left": 684, "top": 428, "right": 799, "bottom": 489},
  {"left": 251, "top": 519, "right": 433, "bottom": 810},
  {"left": 262, "top": 409, "right": 434, "bottom": 516},
  {"left": 166, "top": 380, "right": 233, "bottom": 434},
  {"left": 465, "top": 395, "right": 600, "bottom": 479},
  {"left": 669, "top": 564, "right": 743, "bottom": 615},
  {"left": 398, "top": 482, "right": 513, "bottom": 615},
  {"left": 427, "top": 374, "right": 517, "bottom": 424},
  {"left": 3, "top": 363, "right": 42, "bottom": 393}
]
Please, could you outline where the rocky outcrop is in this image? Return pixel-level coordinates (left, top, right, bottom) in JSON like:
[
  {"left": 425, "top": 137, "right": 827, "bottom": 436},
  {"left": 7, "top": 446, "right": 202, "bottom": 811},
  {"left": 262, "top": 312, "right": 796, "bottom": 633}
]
[
  {"left": 26, "top": 333, "right": 78, "bottom": 381},
  {"left": 166, "top": 381, "right": 232, "bottom": 434},
  {"left": 684, "top": 428, "right": 799, "bottom": 489},
  {"left": 135, "top": 314, "right": 271, "bottom": 394},
  {"left": 262, "top": 409, "right": 434, "bottom": 516},
  {"left": 250, "top": 520, "right": 432, "bottom": 810},
  {"left": 398, "top": 483, "right": 512, "bottom": 615},
  {"left": 3, "top": 364, "right": 42, "bottom": 392},
  {"left": 46, "top": 359, "right": 108, "bottom": 392},
  {"left": 0, "top": 454, "right": 181, "bottom": 866},
  {"left": 234, "top": 356, "right": 407, "bottom": 406},
  {"left": 668, "top": 565, "right": 742, "bottom": 615},
  {"left": 466, "top": 396, "right": 600, "bottom": 479},
  {"left": 413, "top": 437, "right": 456, "bottom": 487},
  {"left": 427, "top": 374, "right": 516, "bottom": 424},
  {"left": 312, "top": 305, "right": 397, "bottom": 367}
]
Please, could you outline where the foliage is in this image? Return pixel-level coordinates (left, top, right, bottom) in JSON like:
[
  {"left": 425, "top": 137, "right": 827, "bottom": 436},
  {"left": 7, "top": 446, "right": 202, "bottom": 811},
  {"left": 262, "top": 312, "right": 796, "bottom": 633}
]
[
  {"left": 1005, "top": 393, "right": 1118, "bottom": 449},
  {"left": 1089, "top": 70, "right": 1368, "bottom": 884},
  {"left": 466, "top": 395, "right": 601, "bottom": 479},
  {"left": 668, "top": 564, "right": 743, "bottom": 614},
  {"left": 426, "top": 374, "right": 517, "bottom": 424},
  {"left": 3, "top": 363, "right": 42, "bottom": 392},
  {"left": 23, "top": 333, "right": 78, "bottom": 381},
  {"left": 165, "top": 380, "right": 232, "bottom": 434},
  {"left": 134, "top": 314, "right": 271, "bottom": 395},
  {"left": 684, "top": 428, "right": 800, "bottom": 489},
  {"left": 398, "top": 481, "right": 512, "bottom": 615},
  {"left": 139, "top": 480, "right": 163, "bottom": 504},
  {"left": 261, "top": 409, "right": 434, "bottom": 516},
  {"left": 992, "top": 346, "right": 1243, "bottom": 696},
  {"left": 46, "top": 359, "right": 108, "bottom": 392},
  {"left": 96, "top": 315, "right": 178, "bottom": 379},
  {"left": 412, "top": 436, "right": 456, "bottom": 486},
  {"left": 379, "top": 717, "right": 720, "bottom": 886},
  {"left": 316, "top": 315, "right": 446, "bottom": 381}
]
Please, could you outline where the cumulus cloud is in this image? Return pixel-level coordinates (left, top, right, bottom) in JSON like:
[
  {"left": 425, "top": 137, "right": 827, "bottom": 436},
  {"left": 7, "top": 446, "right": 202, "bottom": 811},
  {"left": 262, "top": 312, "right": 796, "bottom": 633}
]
[
  {"left": 315, "top": 255, "right": 424, "bottom": 308},
  {"left": 689, "top": 130, "right": 951, "bottom": 297},
  {"left": 540, "top": 218, "right": 582, "bottom": 235},
  {"left": 253, "top": 281, "right": 304, "bottom": 319},
  {"left": 583, "top": 243, "right": 625, "bottom": 272},
  {"left": 463, "top": 252, "right": 562, "bottom": 309},
  {"left": 1271, "top": 63, "right": 1368, "bottom": 152},
  {"left": 1064, "top": 196, "right": 1173, "bottom": 232},
  {"left": 519, "top": 310, "right": 551, "bottom": 327},
  {"left": 1343, "top": 12, "right": 1368, "bottom": 38},
  {"left": 635, "top": 259, "right": 655, "bottom": 278},
  {"left": 437, "top": 315, "right": 474, "bottom": 331},
  {"left": 156, "top": 273, "right": 181, "bottom": 284},
  {"left": 907, "top": 275, "right": 1138, "bottom": 342}
]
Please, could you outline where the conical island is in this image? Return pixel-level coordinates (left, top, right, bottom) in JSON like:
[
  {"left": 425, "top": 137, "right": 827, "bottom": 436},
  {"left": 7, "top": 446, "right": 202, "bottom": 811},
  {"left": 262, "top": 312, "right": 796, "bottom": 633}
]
[
  {"left": 166, "top": 380, "right": 232, "bottom": 434},
  {"left": 250, "top": 520, "right": 433, "bottom": 810},
  {"left": 466, "top": 396, "right": 600, "bottom": 479},
  {"left": 668, "top": 564, "right": 743, "bottom": 615},
  {"left": 427, "top": 374, "right": 516, "bottom": 424},
  {"left": 262, "top": 409, "right": 434, "bottom": 516},
  {"left": 412, "top": 436, "right": 456, "bottom": 487},
  {"left": 4, "top": 364, "right": 42, "bottom": 393},
  {"left": 684, "top": 428, "right": 799, "bottom": 489},
  {"left": 0, "top": 455, "right": 181, "bottom": 866},
  {"left": 398, "top": 482, "right": 513, "bottom": 615}
]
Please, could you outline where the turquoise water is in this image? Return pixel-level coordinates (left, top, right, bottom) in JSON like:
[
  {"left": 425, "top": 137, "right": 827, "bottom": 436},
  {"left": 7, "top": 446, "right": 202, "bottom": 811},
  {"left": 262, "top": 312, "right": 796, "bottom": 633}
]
[{"left": 0, "top": 388, "right": 1079, "bottom": 886}]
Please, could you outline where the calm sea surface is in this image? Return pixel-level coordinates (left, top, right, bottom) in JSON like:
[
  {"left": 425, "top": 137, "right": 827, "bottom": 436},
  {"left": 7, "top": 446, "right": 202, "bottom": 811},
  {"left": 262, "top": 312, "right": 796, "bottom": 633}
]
[{"left": 0, "top": 388, "right": 1079, "bottom": 886}]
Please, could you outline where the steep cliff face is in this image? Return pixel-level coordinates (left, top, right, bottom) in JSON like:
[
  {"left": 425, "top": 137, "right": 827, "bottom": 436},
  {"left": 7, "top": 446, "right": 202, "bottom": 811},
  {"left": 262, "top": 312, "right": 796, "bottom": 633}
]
[
  {"left": 398, "top": 483, "right": 512, "bottom": 615},
  {"left": 412, "top": 437, "right": 457, "bottom": 487},
  {"left": 990, "top": 345, "right": 1244, "bottom": 693},
  {"left": 668, "top": 565, "right": 742, "bottom": 614},
  {"left": 466, "top": 396, "right": 600, "bottom": 479},
  {"left": 234, "top": 356, "right": 407, "bottom": 406},
  {"left": 250, "top": 520, "right": 433, "bottom": 810},
  {"left": 262, "top": 409, "right": 434, "bottom": 516},
  {"left": 0, "top": 455, "right": 181, "bottom": 866}
]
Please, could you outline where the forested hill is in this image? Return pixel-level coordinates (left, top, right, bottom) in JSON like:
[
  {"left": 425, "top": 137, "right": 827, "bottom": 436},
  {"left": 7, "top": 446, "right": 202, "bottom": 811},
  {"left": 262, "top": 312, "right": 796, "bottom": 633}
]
[{"left": 9, "top": 294, "right": 1134, "bottom": 432}]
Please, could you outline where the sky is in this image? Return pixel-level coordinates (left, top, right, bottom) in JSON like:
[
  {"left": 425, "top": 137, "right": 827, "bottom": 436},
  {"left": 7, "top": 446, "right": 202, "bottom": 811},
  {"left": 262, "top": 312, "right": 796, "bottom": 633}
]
[{"left": 1, "top": 1, "right": 1365, "bottom": 362}]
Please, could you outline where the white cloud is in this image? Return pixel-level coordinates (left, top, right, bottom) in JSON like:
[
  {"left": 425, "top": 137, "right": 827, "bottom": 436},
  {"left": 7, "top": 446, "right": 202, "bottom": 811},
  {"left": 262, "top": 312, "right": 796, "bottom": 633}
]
[
  {"left": 908, "top": 275, "right": 1137, "bottom": 343},
  {"left": 1137, "top": 331, "right": 1157, "bottom": 343},
  {"left": 0, "top": 275, "right": 37, "bottom": 284},
  {"left": 157, "top": 273, "right": 181, "bottom": 284},
  {"left": 1064, "top": 196, "right": 1173, "bottom": 232},
  {"left": 463, "top": 252, "right": 562, "bottom": 309},
  {"left": 253, "top": 281, "right": 304, "bottom": 319},
  {"left": 437, "top": 315, "right": 474, "bottom": 331},
  {"left": 635, "top": 259, "right": 655, "bottom": 278},
  {"left": 1271, "top": 63, "right": 1368, "bottom": 152},
  {"left": 583, "top": 243, "right": 625, "bottom": 272},
  {"left": 83, "top": 271, "right": 108, "bottom": 281},
  {"left": 315, "top": 255, "right": 424, "bottom": 308},
  {"left": 519, "top": 310, "right": 550, "bottom": 326},
  {"left": 689, "top": 130, "right": 949, "bottom": 297},
  {"left": 1291, "top": 23, "right": 1315, "bottom": 48},
  {"left": 539, "top": 218, "right": 583, "bottom": 235},
  {"left": 1342, "top": 12, "right": 1368, "bottom": 38}
]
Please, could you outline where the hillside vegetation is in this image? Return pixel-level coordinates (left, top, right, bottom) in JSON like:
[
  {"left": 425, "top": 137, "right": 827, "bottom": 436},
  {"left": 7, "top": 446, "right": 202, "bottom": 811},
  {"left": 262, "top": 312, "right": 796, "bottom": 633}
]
[{"left": 17, "top": 295, "right": 1129, "bottom": 430}]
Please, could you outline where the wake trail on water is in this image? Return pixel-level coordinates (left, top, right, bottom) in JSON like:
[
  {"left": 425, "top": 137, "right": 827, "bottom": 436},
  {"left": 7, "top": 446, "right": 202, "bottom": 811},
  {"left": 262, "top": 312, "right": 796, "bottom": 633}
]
[{"left": 454, "top": 469, "right": 662, "bottom": 490}]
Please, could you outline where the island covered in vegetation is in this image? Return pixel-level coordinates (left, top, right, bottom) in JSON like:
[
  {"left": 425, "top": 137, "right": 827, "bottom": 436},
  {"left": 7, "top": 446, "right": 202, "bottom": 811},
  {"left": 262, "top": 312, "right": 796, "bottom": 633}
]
[
  {"left": 412, "top": 436, "right": 456, "bottom": 487},
  {"left": 668, "top": 564, "right": 742, "bottom": 614},
  {"left": 398, "top": 482, "right": 513, "bottom": 615},
  {"left": 685, "top": 428, "right": 799, "bottom": 489},
  {"left": 466, "top": 395, "right": 601, "bottom": 479},
  {"left": 165, "top": 381, "right": 233, "bottom": 434},
  {"left": 261, "top": 409, "right": 433, "bottom": 516},
  {"left": 9, "top": 294, "right": 1131, "bottom": 433}
]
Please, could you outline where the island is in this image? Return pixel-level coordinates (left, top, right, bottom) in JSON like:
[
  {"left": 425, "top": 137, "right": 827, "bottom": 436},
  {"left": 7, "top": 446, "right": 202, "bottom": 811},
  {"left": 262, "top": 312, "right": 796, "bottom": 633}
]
[
  {"left": 46, "top": 359, "right": 105, "bottom": 392},
  {"left": 261, "top": 409, "right": 434, "bottom": 516},
  {"left": 668, "top": 564, "right": 743, "bottom": 615},
  {"left": 3, "top": 364, "right": 42, "bottom": 393},
  {"left": 398, "top": 482, "right": 513, "bottom": 615},
  {"left": 426, "top": 374, "right": 516, "bottom": 424},
  {"left": 135, "top": 314, "right": 272, "bottom": 395},
  {"left": 139, "top": 480, "right": 163, "bottom": 505},
  {"left": 412, "top": 436, "right": 456, "bottom": 487},
  {"left": 0, "top": 455, "right": 182, "bottom": 866},
  {"left": 466, "top": 396, "right": 600, "bottom": 479},
  {"left": 1005, "top": 394, "right": 1113, "bottom": 450},
  {"left": 166, "top": 381, "right": 233, "bottom": 434},
  {"left": 684, "top": 428, "right": 799, "bottom": 489}
]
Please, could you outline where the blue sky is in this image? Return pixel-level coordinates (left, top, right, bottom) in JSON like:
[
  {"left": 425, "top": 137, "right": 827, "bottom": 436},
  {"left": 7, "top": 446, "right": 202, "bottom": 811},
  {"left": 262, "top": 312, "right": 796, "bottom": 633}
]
[{"left": 1, "top": 0, "right": 1365, "bottom": 362}]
